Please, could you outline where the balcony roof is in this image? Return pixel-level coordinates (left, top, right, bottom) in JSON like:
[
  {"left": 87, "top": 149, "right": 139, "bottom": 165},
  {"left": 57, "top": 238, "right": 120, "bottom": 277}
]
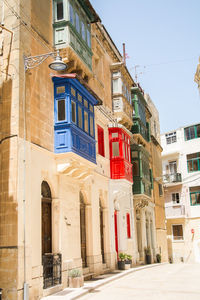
[
  {"left": 80, "top": 0, "right": 101, "bottom": 23},
  {"left": 52, "top": 73, "right": 102, "bottom": 105}
]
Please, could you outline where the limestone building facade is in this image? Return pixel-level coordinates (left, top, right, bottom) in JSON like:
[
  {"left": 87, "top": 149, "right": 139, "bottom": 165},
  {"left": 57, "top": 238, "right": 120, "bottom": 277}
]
[
  {"left": 0, "top": 0, "right": 167, "bottom": 299},
  {"left": 161, "top": 123, "right": 200, "bottom": 263}
]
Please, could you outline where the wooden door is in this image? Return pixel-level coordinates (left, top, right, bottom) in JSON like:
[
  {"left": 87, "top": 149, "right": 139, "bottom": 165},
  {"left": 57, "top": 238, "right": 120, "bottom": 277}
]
[
  {"left": 42, "top": 199, "right": 52, "bottom": 255},
  {"left": 114, "top": 210, "right": 118, "bottom": 254},
  {"left": 80, "top": 198, "right": 87, "bottom": 267},
  {"left": 100, "top": 206, "right": 105, "bottom": 263}
]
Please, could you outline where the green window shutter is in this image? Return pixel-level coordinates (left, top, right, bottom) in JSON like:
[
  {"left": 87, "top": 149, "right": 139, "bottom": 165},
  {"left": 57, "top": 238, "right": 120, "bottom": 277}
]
[
  {"left": 146, "top": 122, "right": 151, "bottom": 142},
  {"left": 149, "top": 169, "right": 153, "bottom": 189}
]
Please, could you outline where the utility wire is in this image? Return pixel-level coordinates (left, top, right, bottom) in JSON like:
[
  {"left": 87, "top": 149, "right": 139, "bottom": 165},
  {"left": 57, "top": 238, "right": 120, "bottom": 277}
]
[{"left": 4, "top": 0, "right": 53, "bottom": 52}]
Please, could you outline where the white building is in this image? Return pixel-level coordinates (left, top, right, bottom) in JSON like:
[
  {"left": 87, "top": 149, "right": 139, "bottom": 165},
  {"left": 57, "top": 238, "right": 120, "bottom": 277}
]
[{"left": 161, "top": 123, "right": 200, "bottom": 263}]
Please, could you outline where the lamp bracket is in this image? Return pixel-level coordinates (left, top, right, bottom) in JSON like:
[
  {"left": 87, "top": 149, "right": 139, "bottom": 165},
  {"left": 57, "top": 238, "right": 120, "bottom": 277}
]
[{"left": 24, "top": 51, "right": 57, "bottom": 71}]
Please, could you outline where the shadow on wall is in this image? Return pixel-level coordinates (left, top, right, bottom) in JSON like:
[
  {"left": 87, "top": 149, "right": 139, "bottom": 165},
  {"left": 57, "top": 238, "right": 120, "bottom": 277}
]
[
  {"left": 0, "top": 79, "right": 19, "bottom": 299},
  {"left": 167, "top": 237, "right": 173, "bottom": 263}
]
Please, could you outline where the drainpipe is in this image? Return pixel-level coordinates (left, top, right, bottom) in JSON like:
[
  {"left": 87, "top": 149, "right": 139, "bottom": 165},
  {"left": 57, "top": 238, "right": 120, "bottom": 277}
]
[{"left": 23, "top": 61, "right": 29, "bottom": 300}]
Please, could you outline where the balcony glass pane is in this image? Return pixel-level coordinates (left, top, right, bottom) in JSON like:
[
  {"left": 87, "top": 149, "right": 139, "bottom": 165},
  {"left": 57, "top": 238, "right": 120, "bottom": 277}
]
[
  {"left": 90, "top": 115, "right": 94, "bottom": 136},
  {"left": 69, "top": 4, "right": 74, "bottom": 25},
  {"left": 71, "top": 100, "right": 76, "bottom": 123},
  {"left": 57, "top": 86, "right": 65, "bottom": 94},
  {"left": 78, "top": 106, "right": 82, "bottom": 128},
  {"left": 81, "top": 21, "right": 85, "bottom": 40},
  {"left": 57, "top": 99, "right": 65, "bottom": 121},
  {"left": 112, "top": 78, "right": 119, "bottom": 93},
  {"left": 84, "top": 111, "right": 88, "bottom": 133},
  {"left": 112, "top": 142, "right": 119, "bottom": 157},
  {"left": 89, "top": 104, "right": 94, "bottom": 113},
  {"left": 87, "top": 29, "right": 91, "bottom": 48},
  {"left": 78, "top": 93, "right": 82, "bottom": 102},
  {"left": 76, "top": 13, "right": 80, "bottom": 33},
  {"left": 71, "top": 87, "right": 76, "bottom": 97},
  {"left": 84, "top": 99, "right": 88, "bottom": 108},
  {"left": 123, "top": 142, "right": 125, "bottom": 159}
]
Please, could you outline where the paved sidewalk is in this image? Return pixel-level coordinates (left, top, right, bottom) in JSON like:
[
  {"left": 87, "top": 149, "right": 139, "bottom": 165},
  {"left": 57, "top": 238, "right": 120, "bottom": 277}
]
[{"left": 41, "top": 263, "right": 164, "bottom": 300}]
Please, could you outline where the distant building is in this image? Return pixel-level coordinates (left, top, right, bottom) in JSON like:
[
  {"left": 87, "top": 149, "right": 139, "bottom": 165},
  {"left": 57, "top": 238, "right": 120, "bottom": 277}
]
[
  {"left": 161, "top": 123, "right": 200, "bottom": 263},
  {"left": 145, "top": 94, "right": 168, "bottom": 263}
]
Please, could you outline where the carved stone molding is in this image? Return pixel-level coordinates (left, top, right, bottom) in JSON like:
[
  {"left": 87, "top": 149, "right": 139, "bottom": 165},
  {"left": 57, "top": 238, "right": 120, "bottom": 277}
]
[{"left": 135, "top": 199, "right": 149, "bottom": 210}]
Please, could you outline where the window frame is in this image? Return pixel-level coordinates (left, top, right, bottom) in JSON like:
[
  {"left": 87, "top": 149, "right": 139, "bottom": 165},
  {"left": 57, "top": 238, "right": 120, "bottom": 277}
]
[
  {"left": 190, "top": 190, "right": 200, "bottom": 206},
  {"left": 56, "top": 98, "right": 66, "bottom": 123},
  {"left": 53, "top": 0, "right": 66, "bottom": 22},
  {"left": 184, "top": 124, "right": 200, "bottom": 141},
  {"left": 172, "top": 224, "right": 184, "bottom": 241},
  {"left": 187, "top": 152, "right": 200, "bottom": 173},
  {"left": 172, "top": 193, "right": 180, "bottom": 204},
  {"left": 165, "top": 132, "right": 177, "bottom": 144}
]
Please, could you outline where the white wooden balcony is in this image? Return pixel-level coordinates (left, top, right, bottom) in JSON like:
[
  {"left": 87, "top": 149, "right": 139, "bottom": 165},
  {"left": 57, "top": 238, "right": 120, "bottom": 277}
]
[{"left": 165, "top": 204, "right": 185, "bottom": 219}]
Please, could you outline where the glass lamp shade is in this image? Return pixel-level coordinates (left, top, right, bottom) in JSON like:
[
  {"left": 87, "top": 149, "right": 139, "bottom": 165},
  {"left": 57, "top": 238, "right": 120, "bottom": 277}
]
[{"left": 49, "top": 55, "right": 67, "bottom": 71}]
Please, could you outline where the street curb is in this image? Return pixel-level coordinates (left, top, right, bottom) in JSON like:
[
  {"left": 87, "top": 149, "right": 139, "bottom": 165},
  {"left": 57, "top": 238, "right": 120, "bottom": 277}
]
[{"left": 42, "top": 263, "right": 167, "bottom": 300}]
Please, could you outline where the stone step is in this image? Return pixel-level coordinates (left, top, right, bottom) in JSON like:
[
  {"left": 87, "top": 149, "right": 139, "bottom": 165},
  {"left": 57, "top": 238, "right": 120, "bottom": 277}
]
[
  {"left": 102, "top": 267, "right": 111, "bottom": 274},
  {"left": 84, "top": 272, "right": 94, "bottom": 281}
]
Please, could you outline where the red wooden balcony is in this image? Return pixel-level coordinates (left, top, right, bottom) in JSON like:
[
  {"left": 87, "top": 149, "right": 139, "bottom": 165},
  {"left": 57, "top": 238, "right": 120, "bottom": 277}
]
[{"left": 109, "top": 126, "right": 133, "bottom": 182}]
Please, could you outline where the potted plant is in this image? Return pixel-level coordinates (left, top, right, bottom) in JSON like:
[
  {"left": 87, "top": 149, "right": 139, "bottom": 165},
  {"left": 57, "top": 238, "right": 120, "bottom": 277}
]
[
  {"left": 144, "top": 246, "right": 151, "bottom": 264},
  {"left": 118, "top": 252, "right": 126, "bottom": 270},
  {"left": 125, "top": 254, "right": 132, "bottom": 269},
  {"left": 68, "top": 268, "right": 84, "bottom": 288},
  {"left": 156, "top": 253, "right": 161, "bottom": 263}
]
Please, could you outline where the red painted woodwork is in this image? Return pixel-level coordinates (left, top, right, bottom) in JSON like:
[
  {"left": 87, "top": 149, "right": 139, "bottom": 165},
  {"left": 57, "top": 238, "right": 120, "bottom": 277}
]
[
  {"left": 114, "top": 210, "right": 118, "bottom": 254},
  {"left": 126, "top": 213, "right": 131, "bottom": 238},
  {"left": 109, "top": 127, "right": 133, "bottom": 182},
  {"left": 97, "top": 125, "right": 105, "bottom": 157}
]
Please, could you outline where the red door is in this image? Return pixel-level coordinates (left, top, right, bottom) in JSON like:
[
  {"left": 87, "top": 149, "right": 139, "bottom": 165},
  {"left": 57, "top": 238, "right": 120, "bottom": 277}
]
[{"left": 114, "top": 210, "right": 118, "bottom": 254}]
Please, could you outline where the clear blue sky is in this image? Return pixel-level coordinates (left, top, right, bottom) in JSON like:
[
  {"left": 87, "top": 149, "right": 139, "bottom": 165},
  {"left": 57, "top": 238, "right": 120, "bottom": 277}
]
[{"left": 90, "top": 0, "right": 200, "bottom": 133}]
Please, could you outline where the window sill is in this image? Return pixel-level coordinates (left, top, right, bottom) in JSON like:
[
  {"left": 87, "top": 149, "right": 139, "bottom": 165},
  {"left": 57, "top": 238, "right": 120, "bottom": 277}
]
[{"left": 172, "top": 239, "right": 184, "bottom": 243}]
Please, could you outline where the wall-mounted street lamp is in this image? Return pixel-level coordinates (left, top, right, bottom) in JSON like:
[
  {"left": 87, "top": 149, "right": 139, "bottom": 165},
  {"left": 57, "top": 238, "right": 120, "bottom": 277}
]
[
  {"left": 24, "top": 50, "right": 67, "bottom": 71},
  {"left": 22, "top": 49, "right": 67, "bottom": 300}
]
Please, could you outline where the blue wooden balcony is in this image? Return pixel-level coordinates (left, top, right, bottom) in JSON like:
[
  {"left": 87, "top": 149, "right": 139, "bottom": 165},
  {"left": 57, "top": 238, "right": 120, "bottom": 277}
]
[{"left": 53, "top": 74, "right": 100, "bottom": 164}]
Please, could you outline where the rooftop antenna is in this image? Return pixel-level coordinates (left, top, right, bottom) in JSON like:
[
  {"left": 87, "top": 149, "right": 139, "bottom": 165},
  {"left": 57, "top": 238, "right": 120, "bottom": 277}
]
[{"left": 134, "top": 65, "right": 146, "bottom": 83}]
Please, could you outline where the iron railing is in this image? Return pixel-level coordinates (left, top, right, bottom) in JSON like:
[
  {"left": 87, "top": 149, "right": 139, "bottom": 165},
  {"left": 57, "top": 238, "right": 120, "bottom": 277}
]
[
  {"left": 42, "top": 253, "right": 62, "bottom": 289},
  {"left": 163, "top": 173, "right": 182, "bottom": 183}
]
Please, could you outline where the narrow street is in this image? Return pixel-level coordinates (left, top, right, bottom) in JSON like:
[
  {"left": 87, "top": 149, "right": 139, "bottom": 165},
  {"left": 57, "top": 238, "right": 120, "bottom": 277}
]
[{"left": 80, "top": 264, "right": 200, "bottom": 300}]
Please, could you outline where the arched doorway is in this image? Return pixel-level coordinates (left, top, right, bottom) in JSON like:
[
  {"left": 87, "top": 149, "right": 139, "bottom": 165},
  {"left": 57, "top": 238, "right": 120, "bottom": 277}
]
[
  {"left": 41, "top": 181, "right": 61, "bottom": 289},
  {"left": 80, "top": 192, "right": 87, "bottom": 267},
  {"left": 99, "top": 201, "right": 105, "bottom": 263},
  {"left": 41, "top": 181, "right": 52, "bottom": 255}
]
